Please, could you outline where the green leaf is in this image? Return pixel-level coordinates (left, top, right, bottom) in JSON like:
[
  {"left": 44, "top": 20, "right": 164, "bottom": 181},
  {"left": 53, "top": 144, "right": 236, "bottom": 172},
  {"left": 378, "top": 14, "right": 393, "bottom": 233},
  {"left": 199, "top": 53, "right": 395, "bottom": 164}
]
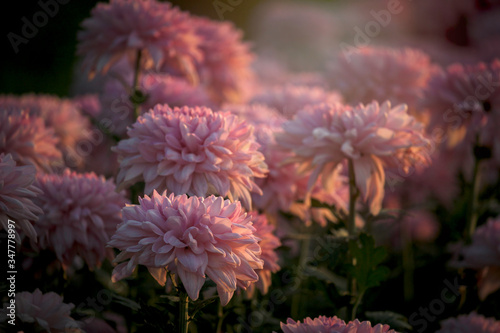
[
  {"left": 365, "top": 311, "right": 412, "bottom": 331},
  {"left": 112, "top": 293, "right": 141, "bottom": 311},
  {"left": 347, "top": 233, "right": 390, "bottom": 293},
  {"left": 303, "top": 265, "right": 348, "bottom": 292}
]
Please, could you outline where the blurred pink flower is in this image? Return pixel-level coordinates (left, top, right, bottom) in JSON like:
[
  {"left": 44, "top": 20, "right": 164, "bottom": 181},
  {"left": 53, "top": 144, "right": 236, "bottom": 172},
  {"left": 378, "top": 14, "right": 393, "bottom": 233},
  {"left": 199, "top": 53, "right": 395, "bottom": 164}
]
[
  {"left": 437, "top": 312, "right": 500, "bottom": 333},
  {"left": 278, "top": 316, "right": 398, "bottom": 333},
  {"left": 327, "top": 47, "right": 433, "bottom": 111},
  {"left": 421, "top": 59, "right": 500, "bottom": 149},
  {"left": 113, "top": 105, "right": 268, "bottom": 209},
  {"left": 0, "top": 289, "right": 81, "bottom": 332},
  {"left": 0, "top": 94, "right": 92, "bottom": 168},
  {"left": 77, "top": 0, "right": 201, "bottom": 78},
  {"left": 73, "top": 94, "right": 102, "bottom": 118},
  {"left": 245, "top": 212, "right": 281, "bottom": 296},
  {"left": 0, "top": 109, "right": 62, "bottom": 172},
  {"left": 250, "top": 84, "right": 342, "bottom": 119},
  {"left": 0, "top": 153, "right": 42, "bottom": 243},
  {"left": 276, "top": 101, "right": 430, "bottom": 215},
  {"left": 108, "top": 191, "right": 263, "bottom": 305},
  {"left": 461, "top": 217, "right": 500, "bottom": 269},
  {"left": 33, "top": 170, "right": 128, "bottom": 270},
  {"left": 191, "top": 16, "right": 254, "bottom": 105},
  {"left": 99, "top": 72, "right": 213, "bottom": 136}
]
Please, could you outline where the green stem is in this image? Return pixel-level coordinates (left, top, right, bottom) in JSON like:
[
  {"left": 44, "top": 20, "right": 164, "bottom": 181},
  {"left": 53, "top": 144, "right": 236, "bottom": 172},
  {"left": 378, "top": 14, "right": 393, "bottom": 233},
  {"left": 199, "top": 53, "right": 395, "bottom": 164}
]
[
  {"left": 402, "top": 223, "right": 414, "bottom": 301},
  {"left": 132, "top": 49, "right": 143, "bottom": 119},
  {"left": 179, "top": 293, "right": 189, "bottom": 333},
  {"left": 351, "top": 289, "right": 365, "bottom": 320},
  {"left": 216, "top": 303, "right": 224, "bottom": 333},
  {"left": 291, "top": 234, "right": 311, "bottom": 319},
  {"left": 465, "top": 156, "right": 481, "bottom": 243},
  {"left": 347, "top": 159, "right": 359, "bottom": 320}
]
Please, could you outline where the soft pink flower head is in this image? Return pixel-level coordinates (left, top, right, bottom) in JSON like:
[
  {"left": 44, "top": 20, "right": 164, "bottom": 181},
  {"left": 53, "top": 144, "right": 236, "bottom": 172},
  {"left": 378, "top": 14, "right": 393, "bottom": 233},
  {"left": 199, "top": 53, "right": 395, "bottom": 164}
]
[
  {"left": 99, "top": 72, "right": 213, "bottom": 136},
  {"left": 327, "top": 47, "right": 433, "bottom": 110},
  {"left": 0, "top": 289, "right": 81, "bottom": 332},
  {"left": 108, "top": 191, "right": 264, "bottom": 305},
  {"left": 77, "top": 0, "right": 201, "bottom": 78},
  {"left": 33, "top": 170, "right": 128, "bottom": 270},
  {"left": 420, "top": 59, "right": 500, "bottom": 148},
  {"left": 245, "top": 212, "right": 281, "bottom": 296},
  {"left": 0, "top": 153, "right": 42, "bottom": 243},
  {"left": 250, "top": 85, "right": 342, "bottom": 119},
  {"left": 436, "top": 312, "right": 500, "bottom": 333},
  {"left": 276, "top": 101, "right": 430, "bottom": 215},
  {"left": 113, "top": 105, "right": 268, "bottom": 209},
  {"left": 0, "top": 94, "right": 92, "bottom": 168},
  {"left": 278, "top": 316, "right": 398, "bottom": 333},
  {"left": 461, "top": 217, "right": 500, "bottom": 269},
  {"left": 0, "top": 109, "right": 62, "bottom": 172},
  {"left": 191, "top": 16, "right": 254, "bottom": 105},
  {"left": 73, "top": 94, "right": 102, "bottom": 118}
]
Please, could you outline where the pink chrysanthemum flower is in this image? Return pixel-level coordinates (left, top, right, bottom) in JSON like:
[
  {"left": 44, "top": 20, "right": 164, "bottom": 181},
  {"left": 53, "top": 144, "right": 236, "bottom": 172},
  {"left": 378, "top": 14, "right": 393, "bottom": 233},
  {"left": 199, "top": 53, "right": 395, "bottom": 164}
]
[
  {"left": 113, "top": 105, "right": 268, "bottom": 209},
  {"left": 250, "top": 84, "right": 342, "bottom": 119},
  {"left": 436, "top": 312, "right": 500, "bottom": 333},
  {"left": 73, "top": 94, "right": 102, "bottom": 118},
  {"left": 0, "top": 289, "right": 81, "bottom": 332},
  {"left": 278, "top": 316, "right": 398, "bottom": 333},
  {"left": 420, "top": 59, "right": 500, "bottom": 148},
  {"left": 245, "top": 212, "right": 281, "bottom": 297},
  {"left": 33, "top": 170, "right": 128, "bottom": 270},
  {"left": 276, "top": 101, "right": 430, "bottom": 215},
  {"left": 0, "top": 94, "right": 91, "bottom": 168},
  {"left": 190, "top": 16, "right": 254, "bottom": 105},
  {"left": 0, "top": 109, "right": 62, "bottom": 172},
  {"left": 0, "top": 153, "right": 42, "bottom": 242},
  {"left": 327, "top": 47, "right": 433, "bottom": 111},
  {"left": 77, "top": 0, "right": 201, "bottom": 78},
  {"left": 108, "top": 191, "right": 264, "bottom": 305},
  {"left": 100, "top": 72, "right": 213, "bottom": 136}
]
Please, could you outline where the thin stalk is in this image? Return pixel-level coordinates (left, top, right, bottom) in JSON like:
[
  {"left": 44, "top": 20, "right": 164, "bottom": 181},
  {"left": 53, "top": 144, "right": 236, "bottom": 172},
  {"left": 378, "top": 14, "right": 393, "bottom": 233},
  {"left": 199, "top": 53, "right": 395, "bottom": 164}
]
[
  {"left": 465, "top": 156, "right": 481, "bottom": 243},
  {"left": 347, "top": 158, "right": 359, "bottom": 320},
  {"left": 132, "top": 49, "right": 143, "bottom": 119},
  {"left": 291, "top": 234, "right": 311, "bottom": 319},
  {"left": 401, "top": 223, "right": 414, "bottom": 301},
  {"left": 179, "top": 293, "right": 189, "bottom": 333},
  {"left": 351, "top": 289, "right": 365, "bottom": 320},
  {"left": 216, "top": 303, "right": 224, "bottom": 333}
]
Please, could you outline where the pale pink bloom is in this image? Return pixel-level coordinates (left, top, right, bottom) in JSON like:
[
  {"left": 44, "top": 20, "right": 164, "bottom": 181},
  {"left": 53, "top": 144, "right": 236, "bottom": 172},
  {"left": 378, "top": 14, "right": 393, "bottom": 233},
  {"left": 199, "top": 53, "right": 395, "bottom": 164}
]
[
  {"left": 279, "top": 316, "right": 347, "bottom": 333},
  {"left": 113, "top": 105, "right": 268, "bottom": 209},
  {"left": 0, "top": 289, "right": 81, "bottom": 332},
  {"left": 276, "top": 101, "right": 430, "bottom": 215},
  {"left": 77, "top": 0, "right": 201, "bottom": 78},
  {"left": 0, "top": 109, "right": 62, "bottom": 172},
  {"left": 222, "top": 104, "right": 283, "bottom": 129},
  {"left": 478, "top": 266, "right": 500, "bottom": 301},
  {"left": 420, "top": 60, "right": 500, "bottom": 149},
  {"left": 245, "top": 212, "right": 281, "bottom": 296},
  {"left": 108, "top": 191, "right": 264, "bottom": 305},
  {"left": 33, "top": 170, "right": 128, "bottom": 270},
  {"left": 191, "top": 16, "right": 254, "bottom": 105},
  {"left": 0, "top": 153, "right": 42, "bottom": 242},
  {"left": 437, "top": 312, "right": 500, "bottom": 333},
  {"left": 278, "top": 316, "right": 398, "bottom": 333},
  {"left": 327, "top": 47, "right": 433, "bottom": 111},
  {"left": 250, "top": 85, "right": 342, "bottom": 119},
  {"left": 0, "top": 94, "right": 91, "bottom": 168},
  {"left": 99, "top": 72, "right": 213, "bottom": 136},
  {"left": 81, "top": 312, "right": 127, "bottom": 333}
]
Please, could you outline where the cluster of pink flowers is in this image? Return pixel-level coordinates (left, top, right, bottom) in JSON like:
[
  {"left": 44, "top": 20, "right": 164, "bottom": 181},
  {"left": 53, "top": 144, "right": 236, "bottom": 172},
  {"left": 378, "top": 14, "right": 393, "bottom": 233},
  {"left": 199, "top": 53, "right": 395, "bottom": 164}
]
[
  {"left": 109, "top": 191, "right": 263, "bottom": 305},
  {"left": 436, "top": 312, "right": 500, "bottom": 333}
]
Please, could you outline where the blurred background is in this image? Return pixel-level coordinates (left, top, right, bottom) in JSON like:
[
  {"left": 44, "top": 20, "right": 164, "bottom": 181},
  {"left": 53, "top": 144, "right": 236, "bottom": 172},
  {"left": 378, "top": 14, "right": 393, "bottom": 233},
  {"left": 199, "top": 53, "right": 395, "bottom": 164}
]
[{"left": 1, "top": 0, "right": 499, "bottom": 96}]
